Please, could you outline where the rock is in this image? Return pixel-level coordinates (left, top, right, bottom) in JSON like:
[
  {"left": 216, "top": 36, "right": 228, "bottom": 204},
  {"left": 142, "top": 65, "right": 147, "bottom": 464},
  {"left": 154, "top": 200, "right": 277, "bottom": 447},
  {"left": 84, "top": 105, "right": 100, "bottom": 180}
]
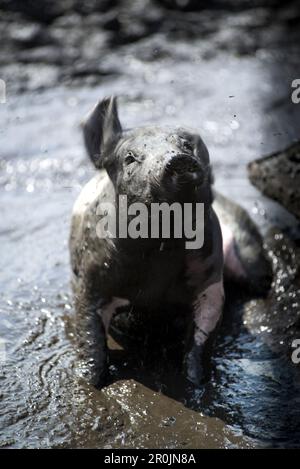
[
  {"left": 99, "top": 380, "right": 253, "bottom": 448},
  {"left": 107, "top": 0, "right": 163, "bottom": 45},
  {"left": 9, "top": 23, "right": 54, "bottom": 49},
  {"left": 0, "top": 0, "right": 73, "bottom": 23},
  {"left": 249, "top": 228, "right": 300, "bottom": 356},
  {"left": 17, "top": 46, "right": 65, "bottom": 65},
  {"left": 156, "top": 0, "right": 283, "bottom": 11},
  {"left": 0, "top": 0, "right": 117, "bottom": 23},
  {"left": 243, "top": 227, "right": 300, "bottom": 352},
  {"left": 248, "top": 142, "right": 300, "bottom": 220}
]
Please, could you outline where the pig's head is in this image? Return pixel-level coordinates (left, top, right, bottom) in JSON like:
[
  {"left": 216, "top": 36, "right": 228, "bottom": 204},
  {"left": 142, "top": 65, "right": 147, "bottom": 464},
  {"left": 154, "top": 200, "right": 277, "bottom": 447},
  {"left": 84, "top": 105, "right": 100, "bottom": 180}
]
[{"left": 83, "top": 96, "right": 213, "bottom": 206}]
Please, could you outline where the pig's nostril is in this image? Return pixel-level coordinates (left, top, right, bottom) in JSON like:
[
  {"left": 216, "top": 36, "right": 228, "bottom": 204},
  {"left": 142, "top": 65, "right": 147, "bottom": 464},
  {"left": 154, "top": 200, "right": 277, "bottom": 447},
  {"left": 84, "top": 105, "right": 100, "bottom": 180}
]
[{"left": 166, "top": 156, "right": 200, "bottom": 176}]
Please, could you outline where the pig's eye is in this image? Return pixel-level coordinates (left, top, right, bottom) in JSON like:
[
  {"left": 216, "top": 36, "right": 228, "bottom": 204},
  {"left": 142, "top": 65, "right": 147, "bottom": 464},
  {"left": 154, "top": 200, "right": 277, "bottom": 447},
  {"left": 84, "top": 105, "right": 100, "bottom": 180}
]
[
  {"left": 182, "top": 141, "right": 194, "bottom": 153},
  {"left": 125, "top": 151, "right": 136, "bottom": 165}
]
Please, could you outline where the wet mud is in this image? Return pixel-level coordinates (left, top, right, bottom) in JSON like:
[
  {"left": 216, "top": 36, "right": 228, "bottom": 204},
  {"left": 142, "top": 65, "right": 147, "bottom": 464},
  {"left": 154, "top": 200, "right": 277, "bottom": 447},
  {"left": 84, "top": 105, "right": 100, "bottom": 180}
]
[{"left": 1, "top": 0, "right": 300, "bottom": 449}]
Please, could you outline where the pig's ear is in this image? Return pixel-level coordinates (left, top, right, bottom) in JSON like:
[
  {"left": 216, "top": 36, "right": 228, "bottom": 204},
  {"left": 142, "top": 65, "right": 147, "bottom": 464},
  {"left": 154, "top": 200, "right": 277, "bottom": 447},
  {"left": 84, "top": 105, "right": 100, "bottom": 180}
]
[{"left": 82, "top": 96, "right": 122, "bottom": 169}]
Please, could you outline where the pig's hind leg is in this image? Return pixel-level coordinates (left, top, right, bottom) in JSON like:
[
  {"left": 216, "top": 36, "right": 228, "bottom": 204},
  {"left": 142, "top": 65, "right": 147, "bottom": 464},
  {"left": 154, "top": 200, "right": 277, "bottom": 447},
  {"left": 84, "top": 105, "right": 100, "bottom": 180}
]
[
  {"left": 221, "top": 221, "right": 247, "bottom": 282},
  {"left": 213, "top": 191, "right": 272, "bottom": 294}
]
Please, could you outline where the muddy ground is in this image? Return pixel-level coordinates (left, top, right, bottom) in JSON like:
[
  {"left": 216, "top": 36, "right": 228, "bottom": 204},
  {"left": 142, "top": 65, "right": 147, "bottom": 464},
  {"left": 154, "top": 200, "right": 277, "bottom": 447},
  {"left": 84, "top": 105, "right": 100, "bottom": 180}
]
[{"left": 0, "top": 0, "right": 300, "bottom": 449}]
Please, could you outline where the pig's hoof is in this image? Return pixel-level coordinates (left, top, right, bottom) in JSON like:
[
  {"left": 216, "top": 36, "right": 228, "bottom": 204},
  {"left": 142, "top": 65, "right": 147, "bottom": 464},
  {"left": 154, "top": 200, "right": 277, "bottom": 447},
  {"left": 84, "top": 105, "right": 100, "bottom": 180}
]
[
  {"left": 93, "top": 368, "right": 109, "bottom": 390},
  {"left": 77, "top": 358, "right": 109, "bottom": 390},
  {"left": 183, "top": 344, "right": 210, "bottom": 388}
]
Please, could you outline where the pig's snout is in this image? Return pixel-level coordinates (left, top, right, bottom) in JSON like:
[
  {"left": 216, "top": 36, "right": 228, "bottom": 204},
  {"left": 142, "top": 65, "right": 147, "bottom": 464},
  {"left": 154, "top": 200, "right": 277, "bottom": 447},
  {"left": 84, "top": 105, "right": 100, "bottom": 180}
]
[{"left": 165, "top": 155, "right": 204, "bottom": 185}]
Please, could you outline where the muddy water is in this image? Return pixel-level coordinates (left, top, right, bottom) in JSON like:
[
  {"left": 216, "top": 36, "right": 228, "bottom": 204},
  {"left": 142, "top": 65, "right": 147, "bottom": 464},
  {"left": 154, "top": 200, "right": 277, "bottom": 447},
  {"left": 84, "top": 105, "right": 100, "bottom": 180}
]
[{"left": 1, "top": 6, "right": 300, "bottom": 448}]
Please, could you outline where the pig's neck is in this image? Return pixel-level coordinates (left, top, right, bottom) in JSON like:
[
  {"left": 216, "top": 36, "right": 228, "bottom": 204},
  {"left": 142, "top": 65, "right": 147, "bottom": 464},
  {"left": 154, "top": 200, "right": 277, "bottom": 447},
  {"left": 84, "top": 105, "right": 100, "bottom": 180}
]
[{"left": 114, "top": 201, "right": 213, "bottom": 254}]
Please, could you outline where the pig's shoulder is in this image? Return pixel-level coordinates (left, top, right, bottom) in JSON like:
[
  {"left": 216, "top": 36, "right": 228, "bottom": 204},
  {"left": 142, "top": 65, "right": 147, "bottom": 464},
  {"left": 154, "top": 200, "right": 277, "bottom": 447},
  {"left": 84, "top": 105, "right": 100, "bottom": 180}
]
[
  {"left": 69, "top": 170, "right": 113, "bottom": 276},
  {"left": 72, "top": 170, "right": 111, "bottom": 218}
]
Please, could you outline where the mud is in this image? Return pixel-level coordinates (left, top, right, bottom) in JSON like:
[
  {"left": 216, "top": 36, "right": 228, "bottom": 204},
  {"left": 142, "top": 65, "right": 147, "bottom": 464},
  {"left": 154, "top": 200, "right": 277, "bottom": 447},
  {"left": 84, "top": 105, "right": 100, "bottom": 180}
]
[{"left": 1, "top": 0, "right": 300, "bottom": 449}]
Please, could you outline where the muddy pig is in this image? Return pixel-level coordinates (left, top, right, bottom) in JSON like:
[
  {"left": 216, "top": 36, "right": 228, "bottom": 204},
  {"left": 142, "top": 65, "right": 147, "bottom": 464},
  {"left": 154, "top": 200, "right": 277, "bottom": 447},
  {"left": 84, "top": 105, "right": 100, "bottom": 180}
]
[{"left": 70, "top": 97, "right": 272, "bottom": 389}]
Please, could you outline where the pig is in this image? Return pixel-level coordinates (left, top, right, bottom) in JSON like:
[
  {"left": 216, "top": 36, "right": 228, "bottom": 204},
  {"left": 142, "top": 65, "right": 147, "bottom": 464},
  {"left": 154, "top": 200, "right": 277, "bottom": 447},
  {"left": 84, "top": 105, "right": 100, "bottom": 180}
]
[{"left": 70, "top": 96, "right": 272, "bottom": 389}]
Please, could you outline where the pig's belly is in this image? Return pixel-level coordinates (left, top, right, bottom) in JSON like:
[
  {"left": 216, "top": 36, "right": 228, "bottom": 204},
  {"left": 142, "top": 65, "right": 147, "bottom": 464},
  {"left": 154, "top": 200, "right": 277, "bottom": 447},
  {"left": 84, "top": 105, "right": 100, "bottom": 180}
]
[
  {"left": 135, "top": 277, "right": 193, "bottom": 312},
  {"left": 116, "top": 263, "right": 197, "bottom": 313}
]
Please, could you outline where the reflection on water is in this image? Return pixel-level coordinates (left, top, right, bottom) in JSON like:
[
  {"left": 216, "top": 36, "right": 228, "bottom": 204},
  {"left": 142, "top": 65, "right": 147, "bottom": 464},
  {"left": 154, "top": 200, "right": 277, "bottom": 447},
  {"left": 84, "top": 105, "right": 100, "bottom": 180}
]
[{"left": 1, "top": 2, "right": 300, "bottom": 448}]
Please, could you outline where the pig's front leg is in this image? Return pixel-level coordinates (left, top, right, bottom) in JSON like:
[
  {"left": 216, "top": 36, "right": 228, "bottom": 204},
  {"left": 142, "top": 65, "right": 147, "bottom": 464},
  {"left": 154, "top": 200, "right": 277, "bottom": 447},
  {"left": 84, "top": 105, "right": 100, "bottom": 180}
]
[
  {"left": 184, "top": 281, "right": 224, "bottom": 386},
  {"left": 74, "top": 279, "right": 130, "bottom": 388},
  {"left": 74, "top": 281, "right": 109, "bottom": 389}
]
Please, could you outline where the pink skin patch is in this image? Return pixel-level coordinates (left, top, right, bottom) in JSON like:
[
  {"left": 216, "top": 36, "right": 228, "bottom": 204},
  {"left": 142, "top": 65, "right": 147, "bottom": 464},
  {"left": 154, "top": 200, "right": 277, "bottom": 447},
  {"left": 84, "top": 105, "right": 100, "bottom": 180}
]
[
  {"left": 221, "top": 222, "right": 247, "bottom": 280},
  {"left": 185, "top": 256, "right": 205, "bottom": 279},
  {"left": 193, "top": 281, "right": 224, "bottom": 345}
]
